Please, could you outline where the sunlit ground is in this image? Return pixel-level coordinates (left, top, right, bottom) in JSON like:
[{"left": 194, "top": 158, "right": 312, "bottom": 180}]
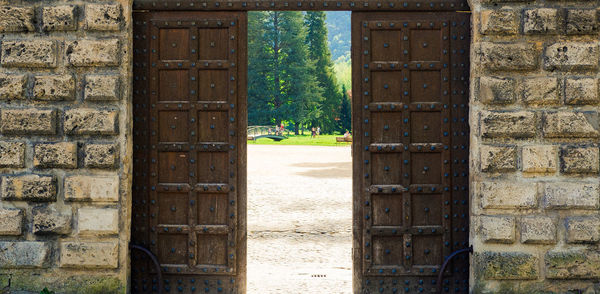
[{"left": 247, "top": 145, "right": 352, "bottom": 294}]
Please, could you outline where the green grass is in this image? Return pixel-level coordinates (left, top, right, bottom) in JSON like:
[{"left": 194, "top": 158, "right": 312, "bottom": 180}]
[{"left": 248, "top": 134, "right": 351, "bottom": 146}]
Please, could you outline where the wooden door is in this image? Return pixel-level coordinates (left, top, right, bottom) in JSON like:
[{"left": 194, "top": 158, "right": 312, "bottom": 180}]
[
  {"left": 132, "top": 11, "right": 247, "bottom": 294},
  {"left": 352, "top": 12, "right": 470, "bottom": 294}
]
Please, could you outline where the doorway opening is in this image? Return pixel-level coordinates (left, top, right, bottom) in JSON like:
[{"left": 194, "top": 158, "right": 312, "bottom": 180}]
[
  {"left": 245, "top": 11, "right": 353, "bottom": 293},
  {"left": 130, "top": 7, "right": 471, "bottom": 294}
]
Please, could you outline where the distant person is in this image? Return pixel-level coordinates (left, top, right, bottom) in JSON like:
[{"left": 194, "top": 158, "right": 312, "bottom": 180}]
[
  {"left": 344, "top": 130, "right": 350, "bottom": 138},
  {"left": 311, "top": 127, "right": 316, "bottom": 138},
  {"left": 316, "top": 127, "right": 320, "bottom": 137},
  {"left": 280, "top": 123, "right": 285, "bottom": 135}
]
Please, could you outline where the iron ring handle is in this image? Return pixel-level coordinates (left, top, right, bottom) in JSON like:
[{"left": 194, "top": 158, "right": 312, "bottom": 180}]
[{"left": 130, "top": 243, "right": 163, "bottom": 294}]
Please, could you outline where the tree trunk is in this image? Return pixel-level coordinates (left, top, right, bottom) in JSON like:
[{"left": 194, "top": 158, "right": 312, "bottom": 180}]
[{"left": 294, "top": 122, "right": 299, "bottom": 135}]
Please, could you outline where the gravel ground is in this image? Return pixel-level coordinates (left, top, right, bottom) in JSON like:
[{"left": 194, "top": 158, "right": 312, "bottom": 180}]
[{"left": 247, "top": 145, "right": 353, "bottom": 294}]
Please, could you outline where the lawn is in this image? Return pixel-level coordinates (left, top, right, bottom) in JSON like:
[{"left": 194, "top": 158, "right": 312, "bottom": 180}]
[{"left": 247, "top": 134, "right": 351, "bottom": 146}]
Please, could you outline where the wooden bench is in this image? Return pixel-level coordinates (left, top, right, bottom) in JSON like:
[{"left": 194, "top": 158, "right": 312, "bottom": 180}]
[{"left": 336, "top": 136, "right": 352, "bottom": 143}]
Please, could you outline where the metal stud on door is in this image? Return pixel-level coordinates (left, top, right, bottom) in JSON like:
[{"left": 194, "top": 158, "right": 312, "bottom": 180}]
[
  {"left": 352, "top": 12, "right": 470, "bottom": 294},
  {"left": 132, "top": 11, "right": 247, "bottom": 294}
]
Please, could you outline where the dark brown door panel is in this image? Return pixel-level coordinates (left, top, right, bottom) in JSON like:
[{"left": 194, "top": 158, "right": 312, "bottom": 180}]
[
  {"left": 132, "top": 11, "right": 247, "bottom": 294},
  {"left": 352, "top": 12, "right": 470, "bottom": 294}
]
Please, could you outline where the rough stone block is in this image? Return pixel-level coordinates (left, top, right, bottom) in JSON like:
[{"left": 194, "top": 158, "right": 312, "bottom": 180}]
[
  {"left": 63, "top": 109, "right": 118, "bottom": 135},
  {"left": 0, "top": 7, "right": 34, "bottom": 32},
  {"left": 546, "top": 250, "right": 600, "bottom": 279},
  {"left": 480, "top": 111, "right": 536, "bottom": 139},
  {"left": 561, "top": 146, "right": 599, "bottom": 174},
  {"left": 85, "top": 4, "right": 122, "bottom": 31},
  {"left": 0, "top": 208, "right": 23, "bottom": 235},
  {"left": 0, "top": 74, "right": 26, "bottom": 99},
  {"left": 545, "top": 43, "right": 599, "bottom": 71},
  {"left": 480, "top": 10, "right": 519, "bottom": 35},
  {"left": 42, "top": 5, "right": 76, "bottom": 31},
  {"left": 64, "top": 175, "right": 119, "bottom": 202},
  {"left": 479, "top": 251, "right": 539, "bottom": 280},
  {"left": 85, "top": 75, "right": 120, "bottom": 101},
  {"left": 0, "top": 241, "right": 50, "bottom": 268},
  {"left": 477, "top": 215, "right": 515, "bottom": 243},
  {"left": 83, "top": 143, "right": 118, "bottom": 168},
  {"left": 78, "top": 207, "right": 118, "bottom": 234},
  {"left": 521, "top": 77, "right": 559, "bottom": 105},
  {"left": 2, "top": 275, "right": 124, "bottom": 293},
  {"left": 543, "top": 182, "right": 599, "bottom": 209},
  {"left": 0, "top": 109, "right": 57, "bottom": 135},
  {"left": 65, "top": 39, "right": 120, "bottom": 67},
  {"left": 566, "top": 216, "right": 600, "bottom": 243},
  {"left": 480, "top": 181, "right": 538, "bottom": 209},
  {"left": 523, "top": 8, "right": 560, "bottom": 34},
  {"left": 479, "top": 42, "right": 539, "bottom": 71},
  {"left": 480, "top": 0, "right": 532, "bottom": 3},
  {"left": 567, "top": 9, "right": 598, "bottom": 35},
  {"left": 32, "top": 205, "right": 71, "bottom": 235},
  {"left": 565, "top": 78, "right": 598, "bottom": 105},
  {"left": 543, "top": 111, "right": 599, "bottom": 138},
  {"left": 480, "top": 145, "right": 517, "bottom": 172},
  {"left": 1, "top": 175, "right": 56, "bottom": 202},
  {"left": 479, "top": 76, "right": 516, "bottom": 104},
  {"left": 33, "top": 142, "right": 77, "bottom": 169},
  {"left": 520, "top": 216, "right": 556, "bottom": 244},
  {"left": 59, "top": 241, "right": 118, "bottom": 269},
  {"left": 522, "top": 145, "right": 557, "bottom": 173},
  {"left": 0, "top": 142, "right": 25, "bottom": 168},
  {"left": 33, "top": 75, "right": 75, "bottom": 101},
  {"left": 1, "top": 40, "right": 57, "bottom": 68}
]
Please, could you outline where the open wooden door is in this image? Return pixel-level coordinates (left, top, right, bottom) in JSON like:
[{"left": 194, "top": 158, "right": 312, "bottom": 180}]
[
  {"left": 352, "top": 12, "right": 470, "bottom": 294},
  {"left": 132, "top": 11, "right": 247, "bottom": 294}
]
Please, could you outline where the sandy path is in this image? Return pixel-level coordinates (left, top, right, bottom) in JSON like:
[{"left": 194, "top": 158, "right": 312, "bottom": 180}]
[{"left": 247, "top": 145, "right": 353, "bottom": 294}]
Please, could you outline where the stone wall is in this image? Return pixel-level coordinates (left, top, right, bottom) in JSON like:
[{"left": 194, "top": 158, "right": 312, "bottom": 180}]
[
  {"left": 471, "top": 0, "right": 600, "bottom": 292},
  {"left": 0, "top": 0, "right": 131, "bottom": 293},
  {"left": 2, "top": 0, "right": 599, "bottom": 293}
]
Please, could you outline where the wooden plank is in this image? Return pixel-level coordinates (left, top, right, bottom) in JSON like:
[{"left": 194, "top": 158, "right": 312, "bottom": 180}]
[
  {"left": 237, "top": 11, "right": 248, "bottom": 294},
  {"left": 351, "top": 11, "right": 364, "bottom": 294},
  {"left": 134, "top": 0, "right": 470, "bottom": 11}
]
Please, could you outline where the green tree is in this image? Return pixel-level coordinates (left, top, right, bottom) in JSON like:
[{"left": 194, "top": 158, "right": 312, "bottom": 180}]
[
  {"left": 305, "top": 11, "right": 343, "bottom": 134},
  {"left": 247, "top": 11, "right": 322, "bottom": 133},
  {"left": 278, "top": 11, "right": 323, "bottom": 134},
  {"left": 338, "top": 84, "right": 351, "bottom": 132},
  {"left": 248, "top": 12, "right": 274, "bottom": 125}
]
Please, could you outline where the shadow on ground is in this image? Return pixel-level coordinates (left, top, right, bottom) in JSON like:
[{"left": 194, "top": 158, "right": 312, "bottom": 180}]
[{"left": 291, "top": 162, "right": 352, "bottom": 178}]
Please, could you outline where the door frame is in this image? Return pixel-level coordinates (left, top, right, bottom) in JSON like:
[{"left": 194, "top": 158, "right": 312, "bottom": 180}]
[
  {"left": 131, "top": 2, "right": 471, "bottom": 293},
  {"left": 133, "top": 0, "right": 469, "bottom": 11}
]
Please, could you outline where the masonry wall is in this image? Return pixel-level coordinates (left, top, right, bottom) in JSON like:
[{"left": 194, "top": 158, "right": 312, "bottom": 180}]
[
  {"left": 471, "top": 0, "right": 600, "bottom": 292},
  {"left": 2, "top": 0, "right": 599, "bottom": 293},
  {"left": 0, "top": 0, "right": 132, "bottom": 293}
]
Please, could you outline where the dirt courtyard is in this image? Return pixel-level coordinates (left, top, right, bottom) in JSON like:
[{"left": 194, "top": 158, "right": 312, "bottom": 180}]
[{"left": 247, "top": 145, "right": 353, "bottom": 294}]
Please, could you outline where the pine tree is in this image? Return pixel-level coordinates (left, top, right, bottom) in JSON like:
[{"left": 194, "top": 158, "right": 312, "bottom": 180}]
[
  {"left": 278, "top": 12, "right": 322, "bottom": 134},
  {"left": 305, "top": 11, "right": 342, "bottom": 134},
  {"left": 338, "top": 84, "right": 351, "bottom": 132},
  {"left": 248, "top": 12, "right": 274, "bottom": 125},
  {"left": 247, "top": 11, "right": 322, "bottom": 132}
]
